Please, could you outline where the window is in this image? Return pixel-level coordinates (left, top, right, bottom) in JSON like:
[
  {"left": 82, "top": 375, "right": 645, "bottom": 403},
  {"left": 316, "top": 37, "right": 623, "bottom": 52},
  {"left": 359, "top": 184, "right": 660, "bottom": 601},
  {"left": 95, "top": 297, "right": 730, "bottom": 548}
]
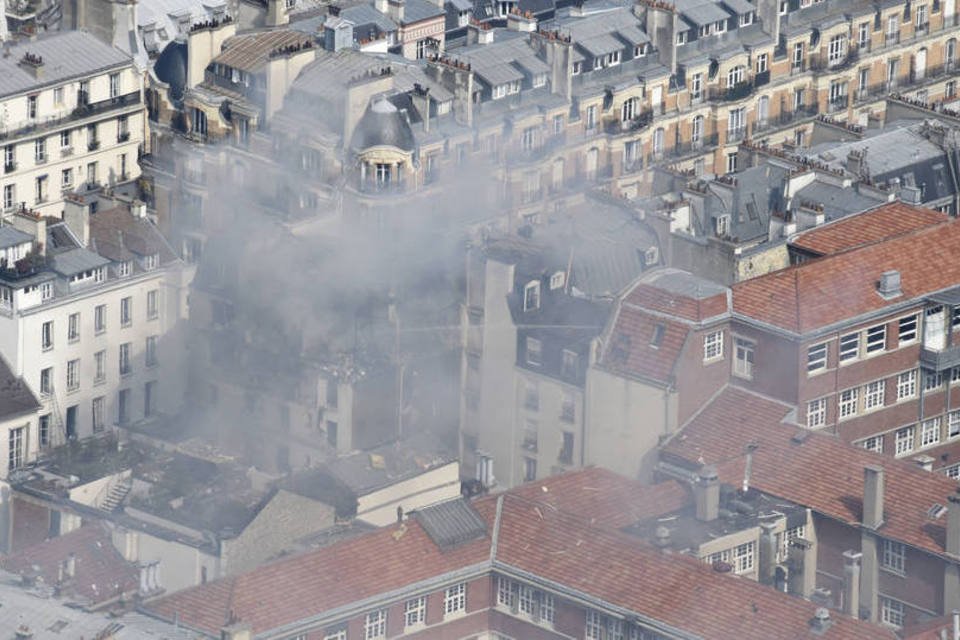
[
  {"left": 881, "top": 539, "right": 905, "bottom": 574},
  {"left": 521, "top": 127, "right": 535, "bottom": 152},
  {"left": 793, "top": 42, "right": 804, "bottom": 68},
  {"left": 34, "top": 138, "right": 45, "bottom": 163},
  {"left": 549, "top": 271, "right": 565, "bottom": 290},
  {"left": 726, "top": 152, "right": 738, "bottom": 174},
  {"left": 117, "top": 261, "right": 131, "bottom": 278},
  {"left": 416, "top": 38, "right": 428, "bottom": 59},
  {"left": 523, "top": 456, "right": 537, "bottom": 482},
  {"left": 92, "top": 396, "right": 105, "bottom": 432},
  {"left": 364, "top": 610, "right": 386, "bottom": 639},
  {"left": 120, "top": 297, "right": 132, "bottom": 326},
  {"left": 68, "top": 312, "right": 79, "bottom": 342},
  {"left": 621, "top": 97, "right": 638, "bottom": 122},
  {"left": 806, "top": 343, "right": 828, "bottom": 373},
  {"left": 925, "top": 370, "right": 944, "bottom": 391},
  {"left": 561, "top": 349, "right": 579, "bottom": 379},
  {"left": 756, "top": 52, "right": 768, "bottom": 73},
  {"left": 27, "top": 95, "right": 37, "bottom": 119},
  {"left": 405, "top": 596, "right": 426, "bottom": 628},
  {"left": 740, "top": 12, "right": 753, "bottom": 26},
  {"left": 523, "top": 281, "right": 540, "bottom": 311},
  {"left": 898, "top": 370, "right": 917, "bottom": 400},
  {"left": 118, "top": 388, "right": 129, "bottom": 425},
  {"left": 838, "top": 332, "right": 859, "bottom": 362},
  {"left": 8, "top": 427, "right": 24, "bottom": 471},
  {"left": 733, "top": 542, "right": 755, "bottom": 574},
  {"left": 109, "top": 73, "right": 121, "bottom": 98},
  {"left": 866, "top": 324, "right": 886, "bottom": 354},
  {"left": 916, "top": 3, "right": 928, "bottom": 27},
  {"left": 921, "top": 417, "right": 941, "bottom": 447},
  {"left": 864, "top": 380, "right": 885, "bottom": 410},
  {"left": 950, "top": 411, "right": 960, "bottom": 439},
  {"left": 61, "top": 168, "right": 73, "bottom": 190},
  {"left": 497, "top": 576, "right": 514, "bottom": 607},
  {"left": 886, "top": 14, "right": 899, "bottom": 37},
  {"left": 95, "top": 349, "right": 106, "bottom": 383},
  {"left": 60, "top": 129, "right": 70, "bottom": 149},
  {"left": 806, "top": 397, "right": 827, "bottom": 428},
  {"left": 66, "top": 359, "right": 79, "bottom": 391},
  {"left": 94, "top": 304, "right": 106, "bottom": 333},
  {"left": 541, "top": 591, "right": 555, "bottom": 623},
  {"left": 40, "top": 367, "right": 52, "bottom": 395},
  {"left": 119, "top": 342, "right": 131, "bottom": 375},
  {"left": 828, "top": 34, "right": 846, "bottom": 65},
  {"left": 733, "top": 338, "right": 755, "bottom": 379},
  {"left": 585, "top": 105, "right": 597, "bottom": 130},
  {"left": 714, "top": 19, "right": 726, "bottom": 33},
  {"left": 863, "top": 435, "right": 884, "bottom": 453},
  {"left": 41, "top": 320, "right": 53, "bottom": 350},
  {"left": 703, "top": 331, "right": 723, "bottom": 361},
  {"left": 726, "top": 65, "right": 744, "bottom": 88},
  {"left": 3, "top": 184, "right": 14, "bottom": 210},
  {"left": 838, "top": 388, "right": 859, "bottom": 419},
  {"left": 858, "top": 22, "right": 870, "bottom": 47},
  {"left": 895, "top": 425, "right": 915, "bottom": 457},
  {"left": 881, "top": 597, "right": 904, "bottom": 629},
  {"left": 444, "top": 583, "right": 466, "bottom": 615},
  {"left": 676, "top": 31, "right": 687, "bottom": 45},
  {"left": 146, "top": 336, "right": 158, "bottom": 367},
  {"left": 146, "top": 289, "right": 159, "bottom": 319},
  {"left": 41, "top": 282, "right": 52, "bottom": 301},
  {"left": 690, "top": 73, "right": 703, "bottom": 101},
  {"left": 899, "top": 315, "right": 918, "bottom": 343},
  {"left": 38, "top": 413, "right": 50, "bottom": 447}
]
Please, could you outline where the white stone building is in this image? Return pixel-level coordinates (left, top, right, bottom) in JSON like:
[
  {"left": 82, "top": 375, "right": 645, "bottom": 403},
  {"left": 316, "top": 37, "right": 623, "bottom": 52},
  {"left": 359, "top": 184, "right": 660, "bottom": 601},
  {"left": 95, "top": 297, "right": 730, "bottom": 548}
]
[
  {"left": 0, "top": 31, "right": 145, "bottom": 221},
  {"left": 0, "top": 192, "right": 193, "bottom": 444}
]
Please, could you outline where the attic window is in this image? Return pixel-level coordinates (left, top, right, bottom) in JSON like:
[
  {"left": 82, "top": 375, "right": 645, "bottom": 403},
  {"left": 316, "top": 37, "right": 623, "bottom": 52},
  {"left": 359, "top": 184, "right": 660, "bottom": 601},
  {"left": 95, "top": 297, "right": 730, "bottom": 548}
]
[
  {"left": 143, "top": 253, "right": 159, "bottom": 270},
  {"left": 523, "top": 281, "right": 540, "bottom": 311},
  {"left": 650, "top": 324, "right": 665, "bottom": 348},
  {"left": 550, "top": 271, "right": 565, "bottom": 290}
]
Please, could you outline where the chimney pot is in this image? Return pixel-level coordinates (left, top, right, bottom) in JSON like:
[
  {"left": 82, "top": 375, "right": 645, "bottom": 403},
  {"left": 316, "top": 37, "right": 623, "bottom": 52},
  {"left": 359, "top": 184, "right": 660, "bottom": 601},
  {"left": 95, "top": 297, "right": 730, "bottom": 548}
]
[
  {"left": 877, "top": 270, "right": 902, "bottom": 299},
  {"left": 842, "top": 550, "right": 862, "bottom": 618},
  {"left": 695, "top": 465, "right": 720, "bottom": 522}
]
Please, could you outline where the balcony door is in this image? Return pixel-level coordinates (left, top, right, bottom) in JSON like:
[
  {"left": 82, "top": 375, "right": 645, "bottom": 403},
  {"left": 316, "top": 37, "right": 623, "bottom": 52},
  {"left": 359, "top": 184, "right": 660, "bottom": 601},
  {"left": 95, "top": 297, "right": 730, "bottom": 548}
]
[
  {"left": 925, "top": 305, "right": 946, "bottom": 350},
  {"left": 915, "top": 48, "right": 927, "bottom": 81}
]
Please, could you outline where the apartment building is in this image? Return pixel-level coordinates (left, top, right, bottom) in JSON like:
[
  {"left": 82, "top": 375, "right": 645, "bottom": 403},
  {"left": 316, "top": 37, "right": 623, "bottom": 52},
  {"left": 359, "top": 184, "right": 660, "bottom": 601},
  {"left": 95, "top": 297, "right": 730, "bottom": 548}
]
[
  {"left": 729, "top": 203, "right": 960, "bottom": 475},
  {"left": 461, "top": 195, "right": 661, "bottom": 488},
  {"left": 0, "top": 31, "right": 145, "bottom": 220},
  {"left": 661, "top": 385, "right": 960, "bottom": 633},
  {"left": 0, "top": 193, "right": 192, "bottom": 444},
  {"left": 142, "top": 466, "right": 891, "bottom": 640}
]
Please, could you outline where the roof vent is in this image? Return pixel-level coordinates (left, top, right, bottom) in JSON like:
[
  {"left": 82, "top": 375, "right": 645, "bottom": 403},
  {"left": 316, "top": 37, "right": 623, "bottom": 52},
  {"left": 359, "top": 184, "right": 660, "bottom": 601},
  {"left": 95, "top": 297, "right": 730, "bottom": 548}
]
[
  {"left": 929, "top": 503, "right": 948, "bottom": 519},
  {"left": 877, "top": 270, "right": 902, "bottom": 299},
  {"left": 653, "top": 525, "right": 671, "bottom": 549},
  {"left": 810, "top": 607, "right": 832, "bottom": 634},
  {"left": 416, "top": 498, "right": 487, "bottom": 550}
]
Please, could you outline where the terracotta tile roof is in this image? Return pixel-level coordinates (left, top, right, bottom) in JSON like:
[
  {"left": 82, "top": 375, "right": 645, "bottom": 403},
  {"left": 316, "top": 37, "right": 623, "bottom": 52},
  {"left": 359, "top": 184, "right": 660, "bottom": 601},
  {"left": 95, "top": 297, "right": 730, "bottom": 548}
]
[
  {"left": 788, "top": 202, "right": 948, "bottom": 257},
  {"left": 507, "top": 467, "right": 690, "bottom": 528},
  {"left": 2, "top": 522, "right": 139, "bottom": 607},
  {"left": 599, "top": 303, "right": 690, "bottom": 384},
  {"left": 89, "top": 206, "right": 178, "bottom": 265},
  {"left": 661, "top": 386, "right": 959, "bottom": 558},
  {"left": 495, "top": 494, "right": 892, "bottom": 640},
  {"left": 144, "top": 466, "right": 894, "bottom": 640},
  {"left": 733, "top": 214, "right": 960, "bottom": 334},
  {"left": 625, "top": 271, "right": 730, "bottom": 323}
]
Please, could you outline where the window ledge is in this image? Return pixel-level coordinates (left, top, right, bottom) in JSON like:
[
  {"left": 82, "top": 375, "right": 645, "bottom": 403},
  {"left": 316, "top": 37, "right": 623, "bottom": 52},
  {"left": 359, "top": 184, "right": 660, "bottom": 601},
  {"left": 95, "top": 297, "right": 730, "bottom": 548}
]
[{"left": 880, "top": 566, "right": 906, "bottom": 578}]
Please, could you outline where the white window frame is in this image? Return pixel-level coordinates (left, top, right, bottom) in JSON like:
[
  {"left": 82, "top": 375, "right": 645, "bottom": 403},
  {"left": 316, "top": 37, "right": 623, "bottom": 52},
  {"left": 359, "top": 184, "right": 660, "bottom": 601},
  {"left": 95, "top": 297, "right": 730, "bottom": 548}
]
[
  {"left": 526, "top": 337, "right": 542, "bottom": 366},
  {"left": 895, "top": 425, "right": 915, "bottom": 457},
  {"left": 66, "top": 358, "right": 79, "bottom": 391},
  {"left": 838, "top": 387, "right": 859, "bottom": 419},
  {"left": 881, "top": 597, "right": 905, "bottom": 629},
  {"left": 806, "top": 342, "right": 828, "bottom": 374},
  {"left": 881, "top": 539, "right": 905, "bottom": 574},
  {"left": 364, "top": 610, "right": 386, "bottom": 640},
  {"left": 807, "top": 397, "right": 827, "bottom": 429},
  {"left": 899, "top": 314, "right": 918, "bottom": 344},
  {"left": 444, "top": 582, "right": 466, "bottom": 616},
  {"left": 864, "top": 380, "right": 885, "bottom": 411},
  {"left": 921, "top": 417, "right": 942, "bottom": 447},
  {"left": 703, "top": 330, "right": 723, "bottom": 362},
  {"left": 523, "top": 281, "right": 540, "bottom": 311},
  {"left": 839, "top": 331, "right": 859, "bottom": 362},
  {"left": 897, "top": 370, "right": 917, "bottom": 400},
  {"left": 404, "top": 596, "right": 426, "bottom": 628},
  {"left": 865, "top": 324, "right": 886, "bottom": 354},
  {"left": 863, "top": 435, "right": 884, "bottom": 453},
  {"left": 733, "top": 541, "right": 755, "bottom": 574},
  {"left": 733, "top": 337, "right": 755, "bottom": 379},
  {"left": 949, "top": 410, "right": 960, "bottom": 439}
]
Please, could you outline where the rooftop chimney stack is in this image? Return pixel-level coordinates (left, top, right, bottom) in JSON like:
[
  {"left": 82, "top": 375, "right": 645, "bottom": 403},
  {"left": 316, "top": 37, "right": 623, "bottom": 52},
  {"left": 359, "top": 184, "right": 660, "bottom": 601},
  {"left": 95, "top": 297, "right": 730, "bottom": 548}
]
[
  {"left": 842, "top": 551, "right": 862, "bottom": 618},
  {"left": 64, "top": 553, "right": 76, "bottom": 578},
  {"left": 758, "top": 522, "right": 778, "bottom": 584},
  {"left": 877, "top": 271, "right": 902, "bottom": 299},
  {"left": 788, "top": 538, "right": 817, "bottom": 598},
  {"left": 810, "top": 608, "right": 833, "bottom": 634},
  {"left": 862, "top": 465, "right": 885, "bottom": 529},
  {"left": 947, "top": 490, "right": 960, "bottom": 556},
  {"left": 694, "top": 465, "right": 719, "bottom": 522}
]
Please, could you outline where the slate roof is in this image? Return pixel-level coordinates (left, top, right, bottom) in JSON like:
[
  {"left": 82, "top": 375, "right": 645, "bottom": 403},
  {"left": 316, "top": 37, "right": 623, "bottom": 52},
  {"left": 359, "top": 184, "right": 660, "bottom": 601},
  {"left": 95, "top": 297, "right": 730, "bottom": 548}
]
[
  {"left": 49, "top": 248, "right": 111, "bottom": 277},
  {"left": 0, "top": 225, "right": 32, "bottom": 251},
  {"left": 1, "top": 522, "right": 140, "bottom": 607},
  {"left": 0, "top": 31, "right": 133, "bottom": 99},
  {"left": 416, "top": 498, "right": 487, "bottom": 549},
  {"left": 732, "top": 207, "right": 960, "bottom": 335},
  {"left": 401, "top": 0, "right": 445, "bottom": 23},
  {"left": 143, "top": 466, "right": 894, "bottom": 640},
  {"left": 788, "top": 202, "right": 948, "bottom": 257},
  {"left": 0, "top": 354, "right": 40, "bottom": 420},
  {"left": 661, "top": 386, "right": 960, "bottom": 560},
  {"left": 349, "top": 98, "right": 416, "bottom": 151},
  {"left": 214, "top": 30, "right": 314, "bottom": 73},
  {"left": 89, "top": 205, "right": 179, "bottom": 264}
]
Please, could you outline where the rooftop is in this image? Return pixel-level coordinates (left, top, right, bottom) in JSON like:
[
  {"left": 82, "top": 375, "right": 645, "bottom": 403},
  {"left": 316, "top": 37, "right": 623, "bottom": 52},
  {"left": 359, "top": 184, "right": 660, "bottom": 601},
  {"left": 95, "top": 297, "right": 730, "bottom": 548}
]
[
  {"left": 788, "top": 201, "right": 948, "bottom": 257},
  {"left": 661, "top": 386, "right": 960, "bottom": 559},
  {"left": 214, "top": 30, "right": 314, "bottom": 73},
  {"left": 0, "top": 353, "right": 40, "bottom": 421},
  {"left": 89, "top": 204, "right": 179, "bottom": 264},
  {"left": 143, "top": 467, "right": 892, "bottom": 640},
  {"left": 0, "top": 31, "right": 134, "bottom": 100},
  {"left": 732, "top": 206, "right": 960, "bottom": 335}
]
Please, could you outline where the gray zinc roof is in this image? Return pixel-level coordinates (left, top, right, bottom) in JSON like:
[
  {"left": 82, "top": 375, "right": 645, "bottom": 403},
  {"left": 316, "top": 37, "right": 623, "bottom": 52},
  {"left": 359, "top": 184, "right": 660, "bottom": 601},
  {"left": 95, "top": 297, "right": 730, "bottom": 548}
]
[
  {"left": 674, "top": 0, "right": 731, "bottom": 26},
  {"left": 340, "top": 3, "right": 398, "bottom": 32},
  {"left": 721, "top": 0, "right": 754, "bottom": 15},
  {"left": 49, "top": 248, "right": 111, "bottom": 277},
  {"left": 0, "top": 31, "right": 133, "bottom": 99},
  {"left": 416, "top": 498, "right": 487, "bottom": 550},
  {"left": 402, "top": 0, "right": 445, "bottom": 23},
  {"left": 0, "top": 225, "right": 32, "bottom": 250}
]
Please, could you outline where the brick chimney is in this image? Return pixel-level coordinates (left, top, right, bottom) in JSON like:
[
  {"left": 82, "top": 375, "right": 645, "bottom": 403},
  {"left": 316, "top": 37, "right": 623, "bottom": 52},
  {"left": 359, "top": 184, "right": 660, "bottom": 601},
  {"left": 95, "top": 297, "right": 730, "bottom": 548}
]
[
  {"left": 787, "top": 538, "right": 816, "bottom": 598},
  {"left": 63, "top": 195, "right": 90, "bottom": 248},
  {"left": 862, "top": 465, "right": 884, "bottom": 529},
  {"left": 694, "top": 465, "right": 719, "bottom": 522},
  {"left": 842, "top": 550, "right": 861, "bottom": 618}
]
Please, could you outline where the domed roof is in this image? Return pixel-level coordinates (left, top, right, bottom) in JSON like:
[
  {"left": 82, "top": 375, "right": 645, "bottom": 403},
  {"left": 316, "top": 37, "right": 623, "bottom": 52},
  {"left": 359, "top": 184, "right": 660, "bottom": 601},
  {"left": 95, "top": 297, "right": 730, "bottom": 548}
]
[
  {"left": 350, "top": 98, "right": 416, "bottom": 153},
  {"left": 154, "top": 39, "right": 187, "bottom": 102}
]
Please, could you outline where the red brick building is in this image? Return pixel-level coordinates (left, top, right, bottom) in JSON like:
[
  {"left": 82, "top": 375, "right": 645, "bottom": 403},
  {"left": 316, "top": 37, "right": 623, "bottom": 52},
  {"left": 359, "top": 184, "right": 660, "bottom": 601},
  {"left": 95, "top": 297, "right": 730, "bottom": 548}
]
[
  {"left": 142, "top": 467, "right": 890, "bottom": 640},
  {"left": 660, "top": 385, "right": 960, "bottom": 633}
]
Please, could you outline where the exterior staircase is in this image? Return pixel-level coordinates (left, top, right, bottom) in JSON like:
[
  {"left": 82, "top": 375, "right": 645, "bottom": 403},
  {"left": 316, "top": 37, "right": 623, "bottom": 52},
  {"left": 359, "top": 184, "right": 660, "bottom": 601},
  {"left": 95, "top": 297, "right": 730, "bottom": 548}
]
[{"left": 99, "top": 480, "right": 131, "bottom": 513}]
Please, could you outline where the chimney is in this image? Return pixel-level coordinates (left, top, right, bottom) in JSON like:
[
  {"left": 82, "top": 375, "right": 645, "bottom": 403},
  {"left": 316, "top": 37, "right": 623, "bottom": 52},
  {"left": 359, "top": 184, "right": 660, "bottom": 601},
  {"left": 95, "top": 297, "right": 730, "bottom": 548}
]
[
  {"left": 758, "top": 522, "right": 778, "bottom": 584},
  {"left": 387, "top": 0, "right": 404, "bottom": 22},
  {"left": 396, "top": 505, "right": 404, "bottom": 523},
  {"left": 129, "top": 199, "right": 147, "bottom": 219},
  {"left": 862, "top": 465, "right": 884, "bottom": 529},
  {"left": 64, "top": 552, "right": 76, "bottom": 578},
  {"left": 507, "top": 10, "right": 537, "bottom": 31},
  {"left": 374, "top": 0, "right": 387, "bottom": 13},
  {"left": 220, "top": 622, "right": 252, "bottom": 640},
  {"left": 810, "top": 608, "right": 832, "bottom": 634},
  {"left": 845, "top": 149, "right": 864, "bottom": 176},
  {"left": 787, "top": 538, "right": 817, "bottom": 598},
  {"left": 947, "top": 490, "right": 960, "bottom": 556},
  {"left": 266, "top": 0, "right": 289, "bottom": 26},
  {"left": 953, "top": 610, "right": 959, "bottom": 640},
  {"left": 63, "top": 196, "right": 90, "bottom": 248},
  {"left": 842, "top": 551, "right": 862, "bottom": 618},
  {"left": 653, "top": 525, "right": 672, "bottom": 550},
  {"left": 694, "top": 465, "right": 719, "bottom": 522},
  {"left": 877, "top": 270, "right": 902, "bottom": 299},
  {"left": 17, "top": 52, "right": 44, "bottom": 79},
  {"left": 467, "top": 23, "right": 495, "bottom": 44}
]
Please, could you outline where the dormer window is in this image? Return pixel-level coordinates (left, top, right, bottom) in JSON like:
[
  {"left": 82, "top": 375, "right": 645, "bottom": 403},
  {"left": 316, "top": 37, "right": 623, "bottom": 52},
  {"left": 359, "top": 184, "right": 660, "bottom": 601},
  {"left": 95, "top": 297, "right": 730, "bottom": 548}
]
[
  {"left": 714, "top": 19, "right": 726, "bottom": 34},
  {"left": 606, "top": 51, "right": 620, "bottom": 66},
  {"left": 716, "top": 215, "right": 730, "bottom": 236},
  {"left": 572, "top": 61, "right": 582, "bottom": 75},
  {"left": 778, "top": 0, "right": 788, "bottom": 14},
  {"left": 699, "top": 25, "right": 711, "bottom": 38},
  {"left": 143, "top": 253, "right": 159, "bottom": 270},
  {"left": 118, "top": 261, "right": 131, "bottom": 277},
  {"left": 550, "top": 271, "right": 565, "bottom": 290},
  {"left": 739, "top": 12, "right": 753, "bottom": 26},
  {"left": 634, "top": 44, "right": 646, "bottom": 58},
  {"left": 676, "top": 31, "right": 687, "bottom": 45},
  {"left": 532, "top": 73, "right": 547, "bottom": 88},
  {"left": 523, "top": 280, "right": 540, "bottom": 311}
]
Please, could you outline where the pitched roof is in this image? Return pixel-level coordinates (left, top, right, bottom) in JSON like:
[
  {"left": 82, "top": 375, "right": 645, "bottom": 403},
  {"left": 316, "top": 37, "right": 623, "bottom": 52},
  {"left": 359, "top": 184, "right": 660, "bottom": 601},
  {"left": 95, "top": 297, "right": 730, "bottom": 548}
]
[
  {"left": 661, "top": 386, "right": 960, "bottom": 559},
  {"left": 733, "top": 212, "right": 960, "bottom": 334},
  {"left": 1, "top": 522, "right": 139, "bottom": 607},
  {"left": 599, "top": 303, "right": 690, "bottom": 384},
  {"left": 89, "top": 205, "right": 179, "bottom": 264},
  {"left": 788, "top": 202, "right": 948, "bottom": 257},
  {"left": 627, "top": 268, "right": 730, "bottom": 323},
  {"left": 214, "top": 30, "right": 313, "bottom": 73},
  {"left": 0, "top": 354, "right": 40, "bottom": 420},
  {"left": 144, "top": 466, "right": 893, "bottom": 640}
]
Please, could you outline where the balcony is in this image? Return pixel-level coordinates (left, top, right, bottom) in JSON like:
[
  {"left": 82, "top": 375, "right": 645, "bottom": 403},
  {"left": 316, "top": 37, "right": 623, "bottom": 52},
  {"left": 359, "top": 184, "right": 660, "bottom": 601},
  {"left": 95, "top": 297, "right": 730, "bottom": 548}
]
[
  {"left": 885, "top": 32, "right": 901, "bottom": 46},
  {"left": 507, "top": 133, "right": 567, "bottom": 166},
  {"left": 117, "top": 131, "right": 131, "bottom": 143},
  {"left": 827, "top": 95, "right": 849, "bottom": 113},
  {"left": 754, "top": 70, "right": 770, "bottom": 87},
  {"left": 87, "top": 140, "right": 100, "bottom": 152},
  {"left": 4, "top": 162, "right": 16, "bottom": 174},
  {"left": 710, "top": 81, "right": 753, "bottom": 103},
  {"left": 920, "top": 345, "right": 960, "bottom": 371},
  {"left": 0, "top": 91, "right": 141, "bottom": 144},
  {"left": 726, "top": 126, "right": 747, "bottom": 143},
  {"left": 668, "top": 133, "right": 719, "bottom": 158},
  {"left": 811, "top": 50, "right": 859, "bottom": 73}
]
